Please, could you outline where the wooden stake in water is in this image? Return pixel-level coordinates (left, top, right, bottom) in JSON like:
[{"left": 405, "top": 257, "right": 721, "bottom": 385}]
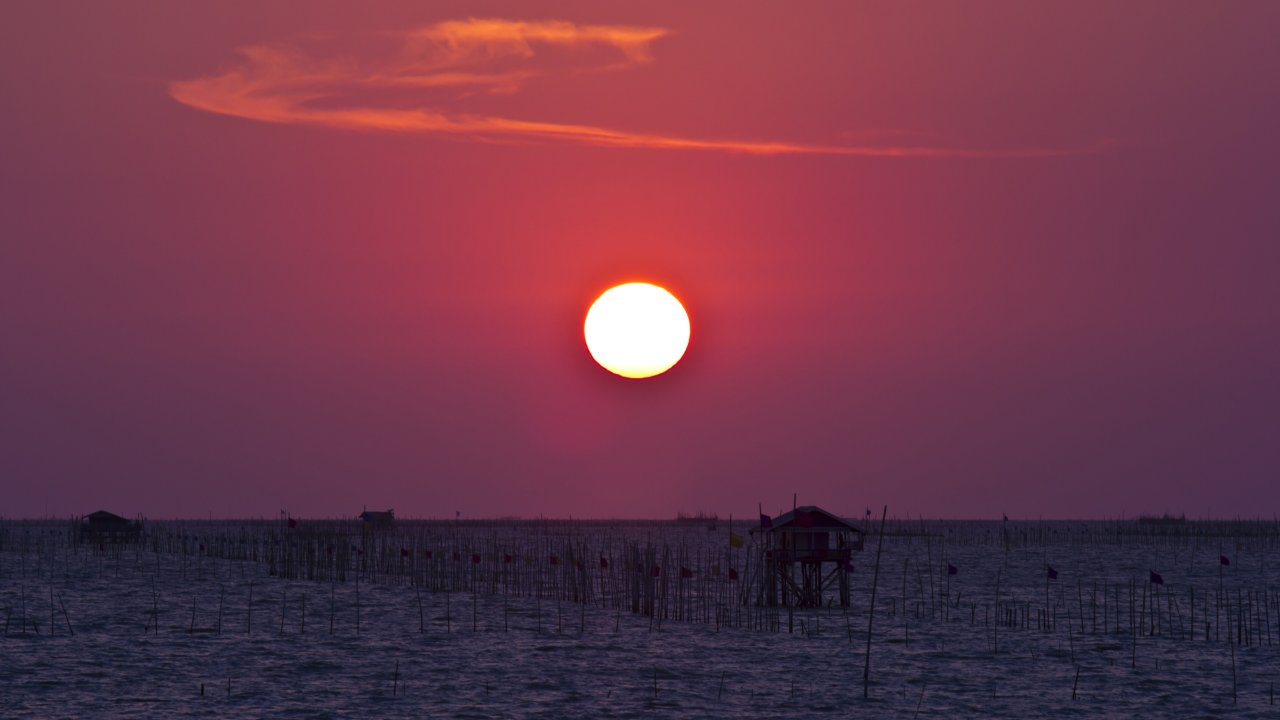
[
  {"left": 863, "top": 505, "right": 888, "bottom": 700},
  {"left": 913, "top": 682, "right": 927, "bottom": 718},
  {"left": 58, "top": 592, "right": 73, "bottom": 636},
  {"left": 1231, "top": 621, "right": 1238, "bottom": 705}
]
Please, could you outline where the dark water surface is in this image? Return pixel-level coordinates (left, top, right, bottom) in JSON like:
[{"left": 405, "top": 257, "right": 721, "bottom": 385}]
[{"left": 2, "top": 519, "right": 1278, "bottom": 718}]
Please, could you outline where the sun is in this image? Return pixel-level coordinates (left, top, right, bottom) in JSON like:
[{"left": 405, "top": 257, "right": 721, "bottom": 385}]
[{"left": 584, "top": 282, "right": 691, "bottom": 379}]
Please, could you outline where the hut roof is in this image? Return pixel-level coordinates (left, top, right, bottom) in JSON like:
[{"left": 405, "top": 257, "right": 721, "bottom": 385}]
[
  {"left": 84, "top": 510, "right": 130, "bottom": 523},
  {"left": 757, "top": 505, "right": 861, "bottom": 533}
]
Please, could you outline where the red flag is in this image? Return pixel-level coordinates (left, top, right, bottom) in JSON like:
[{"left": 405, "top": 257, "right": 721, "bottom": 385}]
[
  {"left": 198, "top": 543, "right": 205, "bottom": 553},
  {"left": 287, "top": 517, "right": 297, "bottom": 529},
  {"left": 652, "top": 566, "right": 661, "bottom": 577},
  {"left": 550, "top": 555, "right": 561, "bottom": 566},
  {"left": 423, "top": 550, "right": 433, "bottom": 559},
  {"left": 1149, "top": 570, "right": 1164, "bottom": 585},
  {"left": 504, "top": 554, "right": 513, "bottom": 564},
  {"left": 794, "top": 509, "right": 815, "bottom": 528},
  {"left": 680, "top": 566, "right": 693, "bottom": 579},
  {"left": 599, "top": 557, "right": 609, "bottom": 569},
  {"left": 759, "top": 513, "right": 772, "bottom": 529},
  {"left": 1220, "top": 555, "right": 1231, "bottom": 566},
  {"left": 947, "top": 564, "right": 958, "bottom": 576},
  {"left": 1047, "top": 566, "right": 1058, "bottom": 580},
  {"left": 471, "top": 553, "right": 481, "bottom": 565},
  {"left": 400, "top": 547, "right": 409, "bottom": 557},
  {"left": 728, "top": 568, "right": 739, "bottom": 581},
  {"left": 326, "top": 545, "right": 334, "bottom": 556}
]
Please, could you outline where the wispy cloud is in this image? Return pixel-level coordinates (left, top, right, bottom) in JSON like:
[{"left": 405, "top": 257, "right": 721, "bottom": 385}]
[{"left": 171, "top": 18, "right": 1094, "bottom": 158}]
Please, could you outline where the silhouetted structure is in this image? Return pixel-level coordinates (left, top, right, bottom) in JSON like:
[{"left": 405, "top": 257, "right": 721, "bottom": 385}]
[
  {"left": 78, "top": 510, "right": 142, "bottom": 544},
  {"left": 753, "top": 505, "right": 863, "bottom": 607},
  {"left": 359, "top": 509, "right": 394, "bottom": 526},
  {"left": 674, "top": 511, "right": 719, "bottom": 530},
  {"left": 1137, "top": 514, "right": 1187, "bottom": 526}
]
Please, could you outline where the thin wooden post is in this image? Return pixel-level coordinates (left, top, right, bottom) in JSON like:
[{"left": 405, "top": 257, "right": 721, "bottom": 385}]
[{"left": 863, "top": 505, "right": 888, "bottom": 700}]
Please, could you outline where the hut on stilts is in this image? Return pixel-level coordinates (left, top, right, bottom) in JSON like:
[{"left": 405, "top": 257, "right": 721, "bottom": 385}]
[
  {"left": 77, "top": 510, "right": 143, "bottom": 544},
  {"left": 753, "top": 506, "right": 863, "bottom": 607}
]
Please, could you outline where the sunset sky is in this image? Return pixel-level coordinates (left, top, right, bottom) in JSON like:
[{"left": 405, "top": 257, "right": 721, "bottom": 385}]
[{"left": 3, "top": 2, "right": 1278, "bottom": 520}]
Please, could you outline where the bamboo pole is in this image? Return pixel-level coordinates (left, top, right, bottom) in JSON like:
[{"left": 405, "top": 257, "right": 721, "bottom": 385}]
[{"left": 863, "top": 505, "right": 888, "bottom": 700}]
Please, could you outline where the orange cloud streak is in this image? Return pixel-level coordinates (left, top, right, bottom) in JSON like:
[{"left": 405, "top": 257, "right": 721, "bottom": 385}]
[{"left": 170, "top": 18, "right": 1094, "bottom": 158}]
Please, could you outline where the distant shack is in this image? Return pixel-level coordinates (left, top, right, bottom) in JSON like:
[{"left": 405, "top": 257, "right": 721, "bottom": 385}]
[
  {"left": 1137, "top": 514, "right": 1187, "bottom": 527},
  {"left": 78, "top": 510, "right": 142, "bottom": 544},
  {"left": 359, "top": 509, "right": 394, "bottom": 528}
]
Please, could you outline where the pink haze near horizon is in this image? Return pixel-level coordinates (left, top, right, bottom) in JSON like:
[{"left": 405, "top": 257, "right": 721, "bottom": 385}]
[{"left": 2, "top": 1, "right": 1278, "bottom": 520}]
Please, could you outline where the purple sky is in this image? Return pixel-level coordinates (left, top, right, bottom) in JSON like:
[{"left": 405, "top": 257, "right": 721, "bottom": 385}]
[{"left": 2, "top": 2, "right": 1278, "bottom": 519}]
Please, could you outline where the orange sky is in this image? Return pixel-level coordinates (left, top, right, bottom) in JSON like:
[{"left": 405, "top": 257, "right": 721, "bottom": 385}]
[{"left": 2, "top": 1, "right": 1278, "bottom": 519}]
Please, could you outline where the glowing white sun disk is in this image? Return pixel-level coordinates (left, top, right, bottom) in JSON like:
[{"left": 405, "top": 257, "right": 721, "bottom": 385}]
[{"left": 584, "top": 283, "right": 690, "bottom": 379}]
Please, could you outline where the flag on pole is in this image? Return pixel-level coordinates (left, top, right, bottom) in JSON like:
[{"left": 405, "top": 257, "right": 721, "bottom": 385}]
[
  {"left": 549, "top": 555, "right": 561, "bottom": 566},
  {"left": 728, "top": 567, "right": 739, "bottom": 581},
  {"left": 423, "top": 550, "right": 432, "bottom": 559},
  {"left": 1220, "top": 555, "right": 1230, "bottom": 566},
  {"left": 759, "top": 513, "right": 772, "bottom": 529},
  {"left": 652, "top": 566, "right": 661, "bottom": 577},
  {"left": 1149, "top": 570, "right": 1164, "bottom": 585},
  {"left": 1046, "top": 566, "right": 1058, "bottom": 580},
  {"left": 794, "top": 509, "right": 815, "bottom": 528},
  {"left": 400, "top": 547, "right": 409, "bottom": 558},
  {"left": 198, "top": 543, "right": 205, "bottom": 553},
  {"left": 504, "top": 554, "right": 512, "bottom": 564},
  {"left": 680, "top": 566, "right": 693, "bottom": 579},
  {"left": 599, "top": 557, "right": 609, "bottom": 569},
  {"left": 326, "top": 545, "right": 334, "bottom": 556},
  {"left": 947, "top": 564, "right": 958, "bottom": 576},
  {"left": 287, "top": 517, "right": 297, "bottom": 529},
  {"left": 729, "top": 532, "right": 744, "bottom": 548},
  {"left": 471, "top": 553, "right": 481, "bottom": 565}
]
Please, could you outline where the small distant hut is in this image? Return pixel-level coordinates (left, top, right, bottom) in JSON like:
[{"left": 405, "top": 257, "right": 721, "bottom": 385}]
[
  {"left": 78, "top": 510, "right": 142, "bottom": 544},
  {"left": 1137, "top": 513, "right": 1186, "bottom": 527},
  {"left": 359, "top": 508, "right": 394, "bottom": 528},
  {"left": 752, "top": 505, "right": 863, "bottom": 607}
]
